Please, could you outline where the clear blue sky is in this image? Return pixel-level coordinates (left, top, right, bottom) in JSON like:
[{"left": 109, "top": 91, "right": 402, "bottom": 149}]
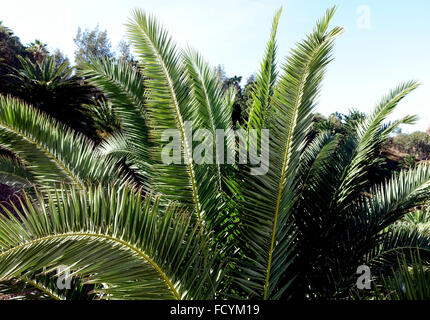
[{"left": 2, "top": 0, "right": 429, "bottom": 132}]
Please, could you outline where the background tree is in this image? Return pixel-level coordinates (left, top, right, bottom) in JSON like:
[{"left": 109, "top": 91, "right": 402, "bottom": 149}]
[
  {"left": 116, "top": 39, "right": 134, "bottom": 63},
  {"left": 391, "top": 131, "right": 430, "bottom": 160},
  {"left": 7, "top": 56, "right": 96, "bottom": 138},
  {"left": 52, "top": 48, "right": 69, "bottom": 66},
  {"left": 26, "top": 39, "right": 49, "bottom": 63},
  {"left": 0, "top": 21, "right": 32, "bottom": 95},
  {"left": 74, "top": 26, "right": 114, "bottom": 66}
]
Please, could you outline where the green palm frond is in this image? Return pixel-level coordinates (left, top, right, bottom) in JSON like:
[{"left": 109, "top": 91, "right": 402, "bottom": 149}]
[
  {"left": 0, "top": 271, "right": 96, "bottom": 300},
  {"left": 367, "top": 225, "right": 430, "bottom": 272},
  {"left": 126, "top": 10, "right": 227, "bottom": 228},
  {"left": 237, "top": 7, "right": 344, "bottom": 299},
  {"left": 365, "top": 164, "right": 430, "bottom": 232},
  {"left": 0, "top": 185, "right": 222, "bottom": 300},
  {"left": 247, "top": 7, "right": 282, "bottom": 131},
  {"left": 333, "top": 81, "right": 420, "bottom": 211},
  {"left": 402, "top": 207, "right": 430, "bottom": 226},
  {"left": 376, "top": 253, "right": 430, "bottom": 300},
  {"left": 183, "top": 49, "right": 237, "bottom": 228},
  {"left": 79, "top": 58, "right": 151, "bottom": 181},
  {"left": 184, "top": 48, "right": 232, "bottom": 190},
  {"left": 10, "top": 55, "right": 73, "bottom": 85},
  {"left": 0, "top": 96, "right": 120, "bottom": 190},
  {"left": 82, "top": 98, "right": 121, "bottom": 134},
  {"left": 298, "top": 130, "right": 337, "bottom": 185},
  {"left": 0, "top": 154, "right": 34, "bottom": 189}
]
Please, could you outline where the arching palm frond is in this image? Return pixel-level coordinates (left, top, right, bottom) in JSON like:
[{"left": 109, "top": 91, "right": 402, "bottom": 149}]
[
  {"left": 79, "top": 58, "right": 152, "bottom": 186},
  {"left": 0, "top": 185, "right": 222, "bottom": 300},
  {"left": 0, "top": 154, "right": 34, "bottom": 189},
  {"left": 126, "top": 10, "right": 228, "bottom": 228},
  {"left": 333, "top": 81, "right": 420, "bottom": 211},
  {"left": 247, "top": 7, "right": 282, "bottom": 132},
  {"left": 0, "top": 96, "right": 120, "bottom": 190},
  {"left": 0, "top": 271, "right": 96, "bottom": 300},
  {"left": 237, "top": 7, "right": 344, "bottom": 300}
]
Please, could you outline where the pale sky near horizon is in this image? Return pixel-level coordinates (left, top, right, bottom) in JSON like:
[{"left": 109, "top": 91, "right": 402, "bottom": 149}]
[{"left": 1, "top": 0, "right": 429, "bottom": 132}]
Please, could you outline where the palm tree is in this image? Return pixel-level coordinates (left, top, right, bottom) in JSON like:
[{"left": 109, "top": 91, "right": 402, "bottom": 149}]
[
  {"left": 26, "top": 39, "right": 49, "bottom": 63},
  {"left": 0, "top": 21, "right": 32, "bottom": 95},
  {"left": 7, "top": 55, "right": 96, "bottom": 137},
  {"left": 0, "top": 7, "right": 429, "bottom": 300}
]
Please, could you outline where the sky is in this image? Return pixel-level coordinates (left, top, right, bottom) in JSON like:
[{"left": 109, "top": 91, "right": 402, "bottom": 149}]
[{"left": 1, "top": 0, "right": 429, "bottom": 132}]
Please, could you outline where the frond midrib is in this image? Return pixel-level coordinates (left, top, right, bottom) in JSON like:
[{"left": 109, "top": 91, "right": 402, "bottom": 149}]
[
  {"left": 264, "top": 34, "right": 329, "bottom": 300},
  {"left": 0, "top": 122, "right": 84, "bottom": 190},
  {"left": 18, "top": 275, "right": 62, "bottom": 300},
  {"left": 0, "top": 232, "right": 181, "bottom": 300},
  {"left": 134, "top": 20, "right": 202, "bottom": 225},
  {"left": 191, "top": 57, "right": 223, "bottom": 193}
]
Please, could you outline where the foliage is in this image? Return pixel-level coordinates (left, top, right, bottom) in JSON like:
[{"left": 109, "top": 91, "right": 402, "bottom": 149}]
[
  {"left": 116, "top": 39, "right": 135, "bottom": 63},
  {"left": 0, "top": 7, "right": 429, "bottom": 301},
  {"left": 372, "top": 252, "right": 430, "bottom": 300},
  {"left": 0, "top": 21, "right": 33, "bottom": 95},
  {"left": 7, "top": 55, "right": 96, "bottom": 137},
  {"left": 312, "top": 109, "right": 367, "bottom": 136},
  {"left": 216, "top": 69, "right": 256, "bottom": 127},
  {"left": 52, "top": 49, "right": 69, "bottom": 66},
  {"left": 83, "top": 97, "right": 121, "bottom": 136},
  {"left": 26, "top": 39, "right": 49, "bottom": 63},
  {"left": 0, "top": 185, "right": 222, "bottom": 300},
  {"left": 74, "top": 26, "right": 114, "bottom": 66},
  {"left": 401, "top": 154, "right": 418, "bottom": 170},
  {"left": 391, "top": 131, "right": 430, "bottom": 160}
]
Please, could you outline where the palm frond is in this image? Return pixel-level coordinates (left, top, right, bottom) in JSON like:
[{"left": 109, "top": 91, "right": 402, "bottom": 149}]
[
  {"left": 0, "top": 96, "right": 120, "bottom": 190},
  {"left": 0, "top": 154, "right": 34, "bottom": 189},
  {"left": 377, "top": 253, "right": 430, "bottom": 300},
  {"left": 247, "top": 7, "right": 282, "bottom": 131},
  {"left": 367, "top": 225, "right": 430, "bottom": 272},
  {"left": 365, "top": 164, "right": 430, "bottom": 232},
  {"left": 238, "top": 7, "right": 344, "bottom": 299},
  {"left": 126, "top": 10, "right": 226, "bottom": 227},
  {"left": 0, "top": 185, "right": 222, "bottom": 300},
  {"left": 333, "top": 81, "right": 420, "bottom": 210},
  {"left": 0, "top": 271, "right": 95, "bottom": 300},
  {"left": 79, "top": 57, "right": 151, "bottom": 183}
]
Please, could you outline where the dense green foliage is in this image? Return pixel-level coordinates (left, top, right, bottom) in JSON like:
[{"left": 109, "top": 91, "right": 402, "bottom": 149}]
[
  {"left": 0, "top": 21, "right": 33, "bottom": 95},
  {"left": 391, "top": 131, "right": 430, "bottom": 160},
  {"left": 0, "top": 7, "right": 429, "bottom": 301},
  {"left": 7, "top": 56, "right": 95, "bottom": 136}
]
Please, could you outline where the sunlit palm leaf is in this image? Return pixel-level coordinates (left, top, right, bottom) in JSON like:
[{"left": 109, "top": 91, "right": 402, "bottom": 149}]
[
  {"left": 0, "top": 96, "right": 120, "bottom": 190},
  {"left": 247, "top": 7, "right": 282, "bottom": 131},
  {"left": 126, "top": 10, "right": 227, "bottom": 228},
  {"left": 79, "top": 58, "right": 152, "bottom": 185},
  {"left": 0, "top": 185, "right": 222, "bottom": 300},
  {"left": 238, "top": 7, "right": 344, "bottom": 299},
  {"left": 333, "top": 81, "right": 420, "bottom": 211}
]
